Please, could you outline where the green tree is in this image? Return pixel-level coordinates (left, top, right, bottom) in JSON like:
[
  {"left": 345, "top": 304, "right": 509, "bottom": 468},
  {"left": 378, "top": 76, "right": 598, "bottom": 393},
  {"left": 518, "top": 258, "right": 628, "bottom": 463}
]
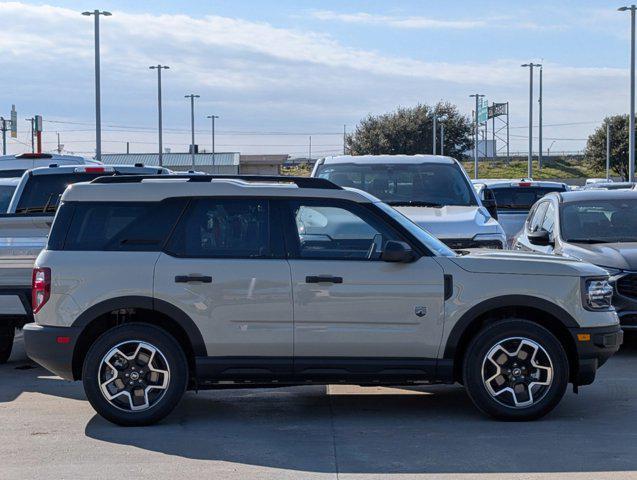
[
  {"left": 346, "top": 103, "right": 473, "bottom": 158},
  {"left": 584, "top": 115, "right": 630, "bottom": 180}
]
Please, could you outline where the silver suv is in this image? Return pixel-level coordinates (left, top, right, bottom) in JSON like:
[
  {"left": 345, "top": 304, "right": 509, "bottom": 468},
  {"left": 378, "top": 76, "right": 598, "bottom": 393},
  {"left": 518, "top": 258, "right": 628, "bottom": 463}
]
[{"left": 24, "top": 175, "right": 622, "bottom": 426}]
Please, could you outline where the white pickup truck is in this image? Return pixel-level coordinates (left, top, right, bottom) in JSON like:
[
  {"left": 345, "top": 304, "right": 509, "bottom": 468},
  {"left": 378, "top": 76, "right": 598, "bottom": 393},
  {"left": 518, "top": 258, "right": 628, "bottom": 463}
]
[{"left": 0, "top": 164, "right": 171, "bottom": 362}]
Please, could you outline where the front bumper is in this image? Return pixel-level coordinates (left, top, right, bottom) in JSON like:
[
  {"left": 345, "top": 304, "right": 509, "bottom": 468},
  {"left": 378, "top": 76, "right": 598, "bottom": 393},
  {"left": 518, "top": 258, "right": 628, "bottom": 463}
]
[
  {"left": 23, "top": 323, "right": 81, "bottom": 380},
  {"left": 569, "top": 324, "right": 623, "bottom": 386}
]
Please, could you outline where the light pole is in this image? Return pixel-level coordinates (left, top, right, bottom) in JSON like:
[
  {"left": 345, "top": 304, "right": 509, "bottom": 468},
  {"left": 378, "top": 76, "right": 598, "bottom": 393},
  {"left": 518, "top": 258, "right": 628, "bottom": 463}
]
[
  {"left": 538, "top": 65, "right": 543, "bottom": 170},
  {"left": 440, "top": 123, "right": 445, "bottom": 156},
  {"left": 82, "top": 10, "right": 111, "bottom": 162},
  {"left": 469, "top": 94, "right": 484, "bottom": 179},
  {"left": 521, "top": 62, "right": 541, "bottom": 179},
  {"left": 206, "top": 115, "right": 219, "bottom": 163},
  {"left": 185, "top": 94, "right": 200, "bottom": 168},
  {"left": 607, "top": 122, "right": 612, "bottom": 181},
  {"left": 432, "top": 114, "right": 437, "bottom": 155},
  {"left": 619, "top": 5, "right": 637, "bottom": 182},
  {"left": 149, "top": 65, "right": 169, "bottom": 167}
]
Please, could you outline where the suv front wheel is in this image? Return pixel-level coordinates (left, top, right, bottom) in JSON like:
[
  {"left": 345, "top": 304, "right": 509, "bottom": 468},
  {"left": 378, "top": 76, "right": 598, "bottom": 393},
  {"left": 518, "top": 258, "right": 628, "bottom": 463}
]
[
  {"left": 463, "top": 319, "right": 569, "bottom": 421},
  {"left": 82, "top": 323, "right": 188, "bottom": 426}
]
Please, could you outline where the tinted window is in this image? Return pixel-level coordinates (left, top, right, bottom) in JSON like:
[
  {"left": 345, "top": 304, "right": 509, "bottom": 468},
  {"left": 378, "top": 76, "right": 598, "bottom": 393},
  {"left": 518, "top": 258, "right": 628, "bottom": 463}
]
[
  {"left": 561, "top": 198, "right": 637, "bottom": 242},
  {"left": 61, "top": 199, "right": 185, "bottom": 251},
  {"left": 541, "top": 203, "right": 556, "bottom": 234},
  {"left": 167, "top": 198, "right": 271, "bottom": 258},
  {"left": 316, "top": 163, "right": 478, "bottom": 207},
  {"left": 288, "top": 200, "right": 400, "bottom": 260},
  {"left": 0, "top": 170, "right": 26, "bottom": 178},
  {"left": 16, "top": 173, "right": 107, "bottom": 214},
  {"left": 491, "top": 186, "right": 566, "bottom": 210},
  {"left": 0, "top": 185, "right": 16, "bottom": 212}
]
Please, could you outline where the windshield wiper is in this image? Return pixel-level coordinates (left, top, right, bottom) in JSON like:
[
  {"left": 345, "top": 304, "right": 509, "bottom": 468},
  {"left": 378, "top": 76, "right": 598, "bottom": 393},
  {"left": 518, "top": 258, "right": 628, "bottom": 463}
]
[{"left": 387, "top": 201, "right": 445, "bottom": 208}]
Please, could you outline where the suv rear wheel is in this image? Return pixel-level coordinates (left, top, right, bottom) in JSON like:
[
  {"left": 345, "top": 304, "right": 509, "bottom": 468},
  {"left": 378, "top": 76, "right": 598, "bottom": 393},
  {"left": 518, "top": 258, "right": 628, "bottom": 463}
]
[
  {"left": 463, "top": 319, "right": 569, "bottom": 421},
  {"left": 82, "top": 323, "right": 188, "bottom": 426}
]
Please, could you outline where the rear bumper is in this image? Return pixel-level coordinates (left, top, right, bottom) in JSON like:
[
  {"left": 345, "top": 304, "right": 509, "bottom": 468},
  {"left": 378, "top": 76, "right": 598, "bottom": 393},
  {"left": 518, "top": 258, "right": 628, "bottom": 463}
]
[
  {"left": 570, "top": 324, "right": 623, "bottom": 386},
  {"left": 23, "top": 323, "right": 80, "bottom": 380},
  {"left": 0, "top": 287, "right": 32, "bottom": 327}
]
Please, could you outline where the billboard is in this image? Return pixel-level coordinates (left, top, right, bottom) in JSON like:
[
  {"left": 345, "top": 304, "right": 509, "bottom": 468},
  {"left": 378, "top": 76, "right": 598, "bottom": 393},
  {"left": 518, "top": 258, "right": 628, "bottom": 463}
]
[
  {"left": 10, "top": 105, "right": 17, "bottom": 138},
  {"left": 477, "top": 98, "right": 489, "bottom": 123}
]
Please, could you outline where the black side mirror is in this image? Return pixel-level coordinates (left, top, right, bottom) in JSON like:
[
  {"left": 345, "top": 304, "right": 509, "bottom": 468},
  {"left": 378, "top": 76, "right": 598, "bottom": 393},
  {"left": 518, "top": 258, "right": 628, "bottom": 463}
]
[
  {"left": 482, "top": 188, "right": 498, "bottom": 220},
  {"left": 528, "top": 228, "right": 553, "bottom": 246},
  {"left": 381, "top": 241, "right": 415, "bottom": 263}
]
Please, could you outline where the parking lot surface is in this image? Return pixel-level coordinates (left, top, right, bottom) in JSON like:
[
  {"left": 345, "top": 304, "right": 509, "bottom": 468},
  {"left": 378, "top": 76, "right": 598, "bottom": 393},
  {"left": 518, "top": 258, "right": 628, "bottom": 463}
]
[{"left": 1, "top": 335, "right": 637, "bottom": 480}]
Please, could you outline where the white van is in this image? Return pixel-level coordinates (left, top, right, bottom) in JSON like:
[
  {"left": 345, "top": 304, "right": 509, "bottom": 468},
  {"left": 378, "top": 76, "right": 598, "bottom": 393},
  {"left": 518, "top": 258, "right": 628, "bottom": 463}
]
[
  {"left": 0, "top": 153, "right": 100, "bottom": 178},
  {"left": 312, "top": 155, "right": 506, "bottom": 249}
]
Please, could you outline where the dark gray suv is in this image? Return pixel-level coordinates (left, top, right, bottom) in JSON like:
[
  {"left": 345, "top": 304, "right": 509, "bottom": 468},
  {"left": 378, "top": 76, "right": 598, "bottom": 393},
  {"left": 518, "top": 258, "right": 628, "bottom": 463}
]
[{"left": 514, "top": 189, "right": 637, "bottom": 331}]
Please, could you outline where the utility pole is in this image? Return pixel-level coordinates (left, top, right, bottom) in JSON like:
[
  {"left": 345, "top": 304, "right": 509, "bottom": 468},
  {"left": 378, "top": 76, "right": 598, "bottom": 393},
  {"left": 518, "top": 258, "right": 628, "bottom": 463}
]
[
  {"left": 521, "top": 62, "right": 541, "bottom": 179},
  {"left": 206, "top": 115, "right": 219, "bottom": 163},
  {"left": 149, "top": 64, "right": 169, "bottom": 167},
  {"left": 57, "top": 132, "right": 62, "bottom": 154},
  {"left": 185, "top": 94, "right": 200, "bottom": 168},
  {"left": 82, "top": 10, "right": 112, "bottom": 162},
  {"left": 440, "top": 123, "right": 445, "bottom": 156},
  {"left": 343, "top": 124, "right": 347, "bottom": 155},
  {"left": 0, "top": 118, "right": 6, "bottom": 155},
  {"left": 26, "top": 117, "right": 34, "bottom": 153},
  {"left": 432, "top": 115, "right": 437, "bottom": 155},
  {"left": 309, "top": 136, "right": 312, "bottom": 161},
  {"left": 607, "top": 122, "right": 611, "bottom": 181},
  {"left": 469, "top": 94, "right": 484, "bottom": 179},
  {"left": 619, "top": 5, "right": 637, "bottom": 182},
  {"left": 126, "top": 141, "right": 130, "bottom": 154},
  {"left": 538, "top": 65, "right": 543, "bottom": 170}
]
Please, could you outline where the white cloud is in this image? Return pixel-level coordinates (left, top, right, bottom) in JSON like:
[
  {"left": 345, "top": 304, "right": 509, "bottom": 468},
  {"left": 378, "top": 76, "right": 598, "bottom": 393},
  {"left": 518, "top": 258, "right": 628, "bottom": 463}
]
[
  {"left": 310, "top": 10, "right": 487, "bottom": 29},
  {"left": 0, "top": 2, "right": 629, "bottom": 156}
]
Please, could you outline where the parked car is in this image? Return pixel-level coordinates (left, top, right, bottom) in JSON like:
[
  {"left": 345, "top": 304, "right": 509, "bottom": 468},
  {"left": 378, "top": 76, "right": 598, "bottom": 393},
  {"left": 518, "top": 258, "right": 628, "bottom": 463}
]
[
  {"left": 582, "top": 181, "right": 634, "bottom": 191},
  {"left": 312, "top": 155, "right": 506, "bottom": 250},
  {"left": 473, "top": 179, "right": 568, "bottom": 247},
  {"left": 0, "top": 153, "right": 100, "bottom": 178},
  {"left": 513, "top": 189, "right": 637, "bottom": 331},
  {"left": 586, "top": 178, "right": 612, "bottom": 186},
  {"left": 0, "top": 164, "right": 171, "bottom": 363},
  {"left": 0, "top": 177, "right": 20, "bottom": 212},
  {"left": 24, "top": 174, "right": 621, "bottom": 425}
]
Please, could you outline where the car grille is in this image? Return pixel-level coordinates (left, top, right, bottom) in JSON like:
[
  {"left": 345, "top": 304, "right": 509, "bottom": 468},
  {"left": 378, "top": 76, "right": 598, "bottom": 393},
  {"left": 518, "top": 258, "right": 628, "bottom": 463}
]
[
  {"left": 441, "top": 238, "right": 503, "bottom": 250},
  {"left": 617, "top": 274, "right": 637, "bottom": 299}
]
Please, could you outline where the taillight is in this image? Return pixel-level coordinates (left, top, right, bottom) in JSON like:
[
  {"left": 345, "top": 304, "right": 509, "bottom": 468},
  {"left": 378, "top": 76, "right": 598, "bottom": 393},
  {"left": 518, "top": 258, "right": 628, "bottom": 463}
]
[
  {"left": 32, "top": 267, "right": 51, "bottom": 314},
  {"left": 83, "top": 167, "right": 105, "bottom": 173}
]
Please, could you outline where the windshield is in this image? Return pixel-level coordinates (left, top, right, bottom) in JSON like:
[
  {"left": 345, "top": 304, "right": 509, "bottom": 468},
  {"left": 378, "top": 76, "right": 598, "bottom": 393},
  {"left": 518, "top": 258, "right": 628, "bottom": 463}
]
[
  {"left": 0, "top": 185, "right": 16, "bottom": 212},
  {"left": 15, "top": 173, "right": 106, "bottom": 214},
  {"left": 0, "top": 169, "right": 26, "bottom": 178},
  {"left": 561, "top": 199, "right": 637, "bottom": 243},
  {"left": 317, "top": 162, "right": 478, "bottom": 207},
  {"left": 491, "top": 186, "right": 566, "bottom": 210},
  {"left": 376, "top": 202, "right": 456, "bottom": 257}
]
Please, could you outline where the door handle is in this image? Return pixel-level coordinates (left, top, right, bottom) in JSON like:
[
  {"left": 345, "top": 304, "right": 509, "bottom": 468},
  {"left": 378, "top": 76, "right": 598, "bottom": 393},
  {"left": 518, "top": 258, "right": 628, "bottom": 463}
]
[
  {"left": 175, "top": 275, "right": 213, "bottom": 283},
  {"left": 306, "top": 275, "right": 343, "bottom": 284}
]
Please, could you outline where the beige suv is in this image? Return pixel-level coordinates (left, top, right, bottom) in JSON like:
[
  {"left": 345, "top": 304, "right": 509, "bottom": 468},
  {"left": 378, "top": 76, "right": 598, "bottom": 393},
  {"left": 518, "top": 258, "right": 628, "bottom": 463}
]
[{"left": 23, "top": 175, "right": 622, "bottom": 426}]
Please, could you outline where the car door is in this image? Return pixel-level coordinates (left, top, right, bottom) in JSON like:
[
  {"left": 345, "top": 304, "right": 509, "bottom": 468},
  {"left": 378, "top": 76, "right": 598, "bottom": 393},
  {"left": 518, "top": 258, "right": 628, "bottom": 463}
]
[
  {"left": 515, "top": 201, "right": 549, "bottom": 252},
  {"left": 282, "top": 198, "right": 445, "bottom": 379},
  {"left": 153, "top": 197, "right": 293, "bottom": 378}
]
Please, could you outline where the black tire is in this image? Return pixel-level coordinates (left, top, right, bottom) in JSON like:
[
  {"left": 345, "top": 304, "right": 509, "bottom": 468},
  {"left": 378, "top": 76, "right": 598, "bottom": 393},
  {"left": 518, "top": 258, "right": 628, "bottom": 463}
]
[
  {"left": 463, "top": 319, "right": 569, "bottom": 421},
  {"left": 0, "top": 325, "right": 15, "bottom": 364},
  {"left": 82, "top": 323, "right": 188, "bottom": 426}
]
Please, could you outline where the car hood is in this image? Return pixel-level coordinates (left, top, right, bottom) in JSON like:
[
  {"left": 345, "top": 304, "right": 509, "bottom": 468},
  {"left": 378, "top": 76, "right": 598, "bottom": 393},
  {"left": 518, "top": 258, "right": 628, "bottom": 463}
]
[
  {"left": 563, "top": 242, "right": 637, "bottom": 271},
  {"left": 449, "top": 250, "right": 608, "bottom": 277},
  {"left": 393, "top": 205, "right": 502, "bottom": 238}
]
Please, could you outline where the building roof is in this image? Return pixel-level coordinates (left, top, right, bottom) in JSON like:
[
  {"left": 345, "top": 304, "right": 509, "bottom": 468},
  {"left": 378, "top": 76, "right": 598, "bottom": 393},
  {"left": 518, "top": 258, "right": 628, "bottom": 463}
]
[
  {"left": 240, "top": 154, "right": 289, "bottom": 165},
  {"left": 101, "top": 152, "right": 240, "bottom": 167}
]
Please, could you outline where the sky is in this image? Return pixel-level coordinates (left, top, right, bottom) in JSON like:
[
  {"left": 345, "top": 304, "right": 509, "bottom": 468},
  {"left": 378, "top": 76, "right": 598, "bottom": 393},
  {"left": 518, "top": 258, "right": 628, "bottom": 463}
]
[{"left": 0, "top": 0, "right": 633, "bottom": 158}]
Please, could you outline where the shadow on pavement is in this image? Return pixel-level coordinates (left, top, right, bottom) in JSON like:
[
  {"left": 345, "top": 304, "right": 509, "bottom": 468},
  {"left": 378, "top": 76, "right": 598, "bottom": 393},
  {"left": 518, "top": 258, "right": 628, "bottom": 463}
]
[{"left": 83, "top": 342, "right": 637, "bottom": 475}]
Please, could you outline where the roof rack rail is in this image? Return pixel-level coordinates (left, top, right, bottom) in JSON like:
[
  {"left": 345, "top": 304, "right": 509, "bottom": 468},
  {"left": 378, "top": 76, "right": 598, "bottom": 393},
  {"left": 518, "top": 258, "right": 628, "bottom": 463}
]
[{"left": 90, "top": 174, "right": 342, "bottom": 190}]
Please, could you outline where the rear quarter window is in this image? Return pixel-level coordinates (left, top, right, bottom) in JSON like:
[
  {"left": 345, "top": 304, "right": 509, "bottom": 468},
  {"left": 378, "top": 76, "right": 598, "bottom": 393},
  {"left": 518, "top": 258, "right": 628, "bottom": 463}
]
[{"left": 51, "top": 198, "right": 186, "bottom": 251}]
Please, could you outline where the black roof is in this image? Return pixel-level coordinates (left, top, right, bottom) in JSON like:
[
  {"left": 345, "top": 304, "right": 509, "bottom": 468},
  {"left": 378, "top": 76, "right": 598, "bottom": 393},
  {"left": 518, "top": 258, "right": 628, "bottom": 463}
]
[{"left": 556, "top": 189, "right": 637, "bottom": 203}]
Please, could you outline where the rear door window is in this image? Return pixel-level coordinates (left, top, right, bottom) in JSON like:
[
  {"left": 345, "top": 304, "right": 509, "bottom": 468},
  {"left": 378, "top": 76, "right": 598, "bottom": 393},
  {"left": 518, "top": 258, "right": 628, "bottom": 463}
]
[{"left": 59, "top": 198, "right": 186, "bottom": 251}]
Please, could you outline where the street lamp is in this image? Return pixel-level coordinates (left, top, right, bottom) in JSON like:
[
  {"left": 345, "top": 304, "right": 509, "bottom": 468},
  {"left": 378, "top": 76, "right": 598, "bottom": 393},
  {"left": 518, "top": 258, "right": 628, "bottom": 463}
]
[
  {"left": 521, "top": 62, "right": 541, "bottom": 179},
  {"left": 619, "top": 5, "right": 637, "bottom": 182},
  {"left": 469, "top": 94, "right": 484, "bottom": 179},
  {"left": 149, "top": 65, "right": 169, "bottom": 167},
  {"left": 206, "top": 115, "right": 219, "bottom": 163},
  {"left": 185, "top": 94, "right": 200, "bottom": 168},
  {"left": 82, "top": 10, "right": 111, "bottom": 162}
]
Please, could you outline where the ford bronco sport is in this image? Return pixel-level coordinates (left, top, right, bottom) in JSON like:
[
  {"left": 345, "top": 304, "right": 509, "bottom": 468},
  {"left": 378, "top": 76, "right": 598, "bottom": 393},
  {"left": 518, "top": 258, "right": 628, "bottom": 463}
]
[{"left": 24, "top": 175, "right": 622, "bottom": 426}]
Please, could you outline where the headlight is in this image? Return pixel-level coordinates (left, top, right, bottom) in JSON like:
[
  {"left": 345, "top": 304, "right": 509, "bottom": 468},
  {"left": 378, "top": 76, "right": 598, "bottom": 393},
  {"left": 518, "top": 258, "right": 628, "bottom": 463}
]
[
  {"left": 472, "top": 233, "right": 506, "bottom": 249},
  {"left": 582, "top": 277, "right": 614, "bottom": 311}
]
